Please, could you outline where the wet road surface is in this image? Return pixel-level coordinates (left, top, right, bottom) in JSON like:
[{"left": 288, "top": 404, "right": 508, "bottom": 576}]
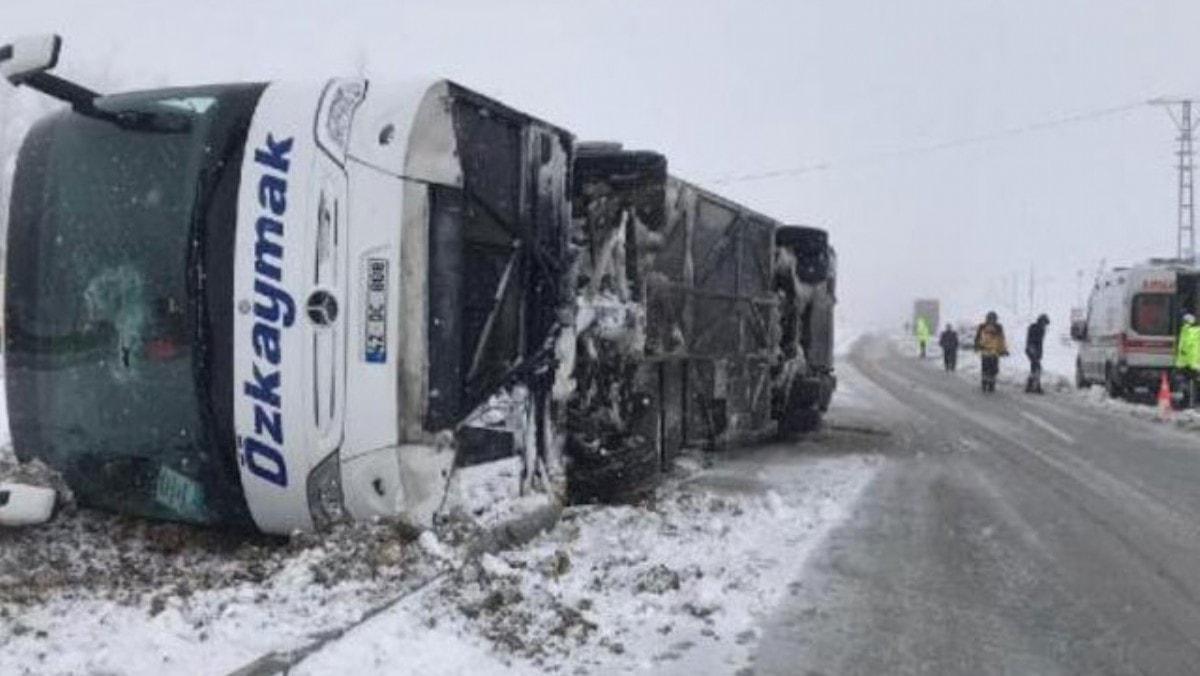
[{"left": 752, "top": 335, "right": 1200, "bottom": 675}]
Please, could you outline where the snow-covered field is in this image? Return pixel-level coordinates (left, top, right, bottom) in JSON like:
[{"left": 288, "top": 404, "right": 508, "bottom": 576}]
[
  {"left": 295, "top": 455, "right": 875, "bottom": 675},
  {"left": 0, "top": 504, "right": 457, "bottom": 675},
  {"left": 0, "top": 378, "right": 494, "bottom": 675},
  {"left": 0, "top": 454, "right": 875, "bottom": 676}
]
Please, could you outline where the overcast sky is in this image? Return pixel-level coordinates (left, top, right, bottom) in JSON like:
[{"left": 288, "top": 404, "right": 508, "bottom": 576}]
[{"left": 5, "top": 0, "right": 1200, "bottom": 330}]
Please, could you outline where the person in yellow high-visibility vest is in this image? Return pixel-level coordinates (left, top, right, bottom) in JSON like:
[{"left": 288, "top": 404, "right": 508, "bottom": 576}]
[
  {"left": 915, "top": 316, "right": 931, "bottom": 359},
  {"left": 974, "top": 311, "right": 1009, "bottom": 393},
  {"left": 1176, "top": 313, "right": 1200, "bottom": 407}
]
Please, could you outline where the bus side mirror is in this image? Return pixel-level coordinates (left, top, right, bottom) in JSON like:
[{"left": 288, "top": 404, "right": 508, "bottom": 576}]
[
  {"left": 1070, "top": 320, "right": 1087, "bottom": 341},
  {"left": 0, "top": 34, "right": 61, "bottom": 84}
]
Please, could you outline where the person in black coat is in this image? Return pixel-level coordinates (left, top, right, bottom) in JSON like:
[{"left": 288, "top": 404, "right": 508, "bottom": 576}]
[
  {"left": 1025, "top": 314, "right": 1050, "bottom": 393},
  {"left": 938, "top": 324, "right": 959, "bottom": 372}
]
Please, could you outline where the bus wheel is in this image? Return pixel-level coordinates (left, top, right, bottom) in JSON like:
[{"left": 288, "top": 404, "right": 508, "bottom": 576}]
[
  {"left": 565, "top": 385, "right": 661, "bottom": 505},
  {"left": 566, "top": 431, "right": 660, "bottom": 504},
  {"left": 779, "top": 378, "right": 823, "bottom": 438},
  {"left": 780, "top": 407, "right": 822, "bottom": 438}
]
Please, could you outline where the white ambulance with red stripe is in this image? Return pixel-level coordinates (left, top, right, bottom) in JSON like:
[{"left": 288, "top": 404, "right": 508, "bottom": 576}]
[{"left": 1073, "top": 261, "right": 1200, "bottom": 397}]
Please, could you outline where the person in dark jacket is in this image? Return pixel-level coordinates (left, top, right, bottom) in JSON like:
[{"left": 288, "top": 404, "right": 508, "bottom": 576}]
[
  {"left": 1025, "top": 314, "right": 1050, "bottom": 394},
  {"left": 938, "top": 324, "right": 959, "bottom": 372},
  {"left": 974, "top": 311, "right": 1008, "bottom": 393}
]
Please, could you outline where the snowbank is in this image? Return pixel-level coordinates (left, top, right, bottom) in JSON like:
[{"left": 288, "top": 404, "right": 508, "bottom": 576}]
[
  {"left": 295, "top": 454, "right": 876, "bottom": 675},
  {"left": 1071, "top": 383, "right": 1200, "bottom": 432},
  {"left": 0, "top": 513, "right": 453, "bottom": 675},
  {"left": 0, "top": 364, "right": 553, "bottom": 676},
  {"left": 834, "top": 323, "right": 863, "bottom": 357}
]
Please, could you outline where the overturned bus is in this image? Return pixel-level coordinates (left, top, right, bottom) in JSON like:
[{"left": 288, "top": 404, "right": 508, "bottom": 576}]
[
  {"left": 1, "top": 35, "right": 835, "bottom": 532},
  {"left": 565, "top": 144, "right": 837, "bottom": 501}
]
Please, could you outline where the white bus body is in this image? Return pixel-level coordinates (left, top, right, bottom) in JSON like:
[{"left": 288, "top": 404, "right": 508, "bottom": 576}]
[{"left": 3, "top": 36, "right": 836, "bottom": 535}]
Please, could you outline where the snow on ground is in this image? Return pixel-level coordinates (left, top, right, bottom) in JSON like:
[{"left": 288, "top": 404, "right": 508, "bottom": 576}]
[
  {"left": 0, "top": 372, "right": 537, "bottom": 676},
  {"left": 0, "top": 509, "right": 461, "bottom": 675},
  {"left": 1, "top": 446, "right": 876, "bottom": 676},
  {"left": 0, "top": 453, "right": 560, "bottom": 675},
  {"left": 834, "top": 322, "right": 863, "bottom": 357},
  {"left": 1070, "top": 384, "right": 1200, "bottom": 433},
  {"left": 295, "top": 455, "right": 876, "bottom": 675}
]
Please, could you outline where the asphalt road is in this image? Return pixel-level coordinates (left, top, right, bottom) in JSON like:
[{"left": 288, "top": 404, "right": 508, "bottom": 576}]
[{"left": 752, "top": 335, "right": 1200, "bottom": 675}]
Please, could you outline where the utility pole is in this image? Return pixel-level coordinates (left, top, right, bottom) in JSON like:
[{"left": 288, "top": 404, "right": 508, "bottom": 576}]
[{"left": 1150, "top": 98, "right": 1198, "bottom": 263}]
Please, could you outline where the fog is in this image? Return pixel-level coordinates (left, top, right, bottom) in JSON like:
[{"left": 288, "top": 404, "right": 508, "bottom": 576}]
[{"left": 4, "top": 0, "right": 1200, "bottom": 331}]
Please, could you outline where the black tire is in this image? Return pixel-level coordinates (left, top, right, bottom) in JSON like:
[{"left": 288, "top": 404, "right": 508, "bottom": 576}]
[
  {"left": 1075, "top": 360, "right": 1090, "bottom": 389},
  {"left": 1105, "top": 365, "right": 1123, "bottom": 399},
  {"left": 778, "top": 377, "right": 823, "bottom": 438},
  {"left": 566, "top": 376, "right": 662, "bottom": 505},
  {"left": 779, "top": 407, "right": 822, "bottom": 437},
  {"left": 567, "top": 432, "right": 660, "bottom": 504}
]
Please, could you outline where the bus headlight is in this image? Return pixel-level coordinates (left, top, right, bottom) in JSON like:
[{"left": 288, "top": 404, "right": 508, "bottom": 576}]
[
  {"left": 306, "top": 450, "right": 348, "bottom": 530},
  {"left": 315, "top": 78, "right": 366, "bottom": 165}
]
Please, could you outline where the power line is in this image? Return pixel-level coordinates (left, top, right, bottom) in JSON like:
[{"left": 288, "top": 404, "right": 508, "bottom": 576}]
[{"left": 708, "top": 99, "right": 1147, "bottom": 186}]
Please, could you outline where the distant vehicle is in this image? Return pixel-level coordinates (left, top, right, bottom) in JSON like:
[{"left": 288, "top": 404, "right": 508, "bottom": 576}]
[
  {"left": 913, "top": 299, "right": 940, "bottom": 337},
  {"left": 1072, "top": 260, "right": 1200, "bottom": 397},
  {"left": 955, "top": 321, "right": 976, "bottom": 351}
]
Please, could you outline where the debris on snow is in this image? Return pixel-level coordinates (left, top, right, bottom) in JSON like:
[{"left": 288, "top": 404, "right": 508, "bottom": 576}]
[
  {"left": 293, "top": 452, "right": 877, "bottom": 675},
  {"left": 0, "top": 503, "right": 460, "bottom": 676},
  {"left": 480, "top": 553, "right": 517, "bottom": 580},
  {"left": 419, "top": 530, "right": 455, "bottom": 563},
  {"left": 0, "top": 482, "right": 56, "bottom": 527}
]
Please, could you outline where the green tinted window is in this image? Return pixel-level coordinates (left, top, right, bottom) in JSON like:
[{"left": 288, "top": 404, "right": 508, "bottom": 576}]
[{"left": 5, "top": 86, "right": 261, "bottom": 525}]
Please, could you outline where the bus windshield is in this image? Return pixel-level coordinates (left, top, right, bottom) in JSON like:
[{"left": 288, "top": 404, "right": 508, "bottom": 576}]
[{"left": 5, "top": 84, "right": 264, "bottom": 526}]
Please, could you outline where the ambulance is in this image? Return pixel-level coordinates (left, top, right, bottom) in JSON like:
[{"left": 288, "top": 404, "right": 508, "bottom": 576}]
[{"left": 1073, "top": 260, "right": 1200, "bottom": 397}]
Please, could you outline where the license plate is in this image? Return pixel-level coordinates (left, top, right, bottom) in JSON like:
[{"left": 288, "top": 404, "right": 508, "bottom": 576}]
[
  {"left": 365, "top": 258, "right": 388, "bottom": 363},
  {"left": 155, "top": 465, "right": 206, "bottom": 519}
]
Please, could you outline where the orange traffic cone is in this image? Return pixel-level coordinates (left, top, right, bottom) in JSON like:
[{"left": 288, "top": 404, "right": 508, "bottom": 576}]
[{"left": 1157, "top": 372, "right": 1173, "bottom": 421}]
